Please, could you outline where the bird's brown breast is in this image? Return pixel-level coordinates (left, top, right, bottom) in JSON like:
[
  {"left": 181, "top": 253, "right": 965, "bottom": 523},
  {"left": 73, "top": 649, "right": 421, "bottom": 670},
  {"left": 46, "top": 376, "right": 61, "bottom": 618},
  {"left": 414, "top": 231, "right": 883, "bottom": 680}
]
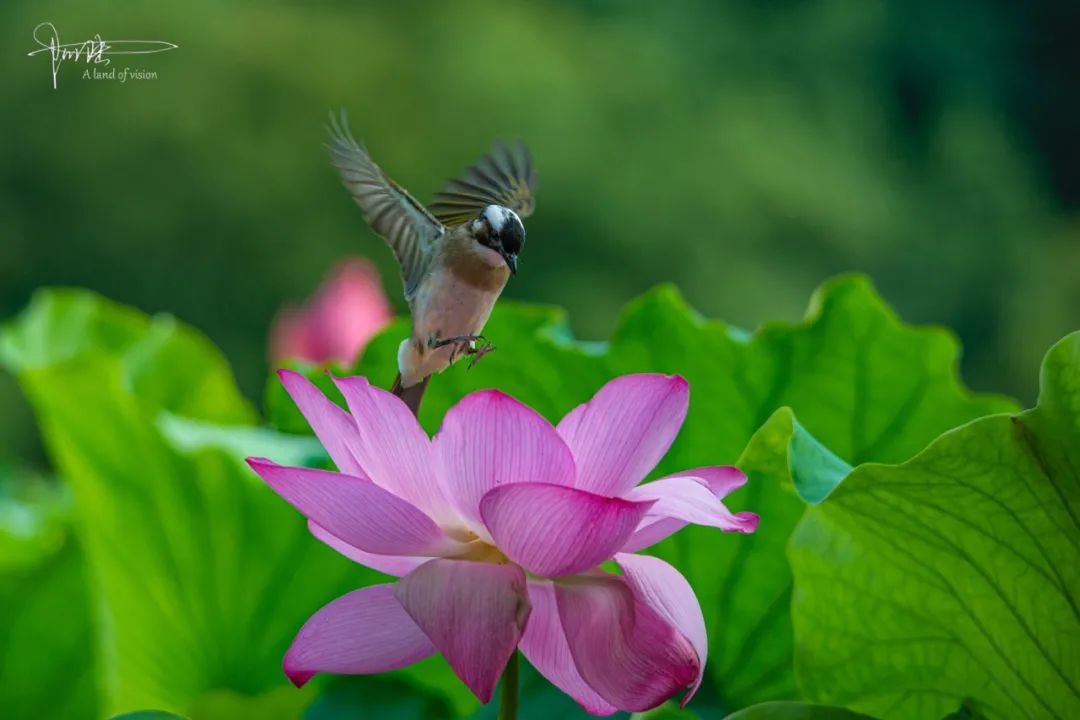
[{"left": 441, "top": 232, "right": 510, "bottom": 292}]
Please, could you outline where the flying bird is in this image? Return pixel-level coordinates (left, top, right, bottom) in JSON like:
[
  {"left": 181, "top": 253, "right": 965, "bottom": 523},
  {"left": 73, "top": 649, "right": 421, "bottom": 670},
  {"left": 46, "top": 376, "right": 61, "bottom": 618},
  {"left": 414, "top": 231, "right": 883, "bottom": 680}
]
[{"left": 326, "top": 110, "right": 536, "bottom": 414}]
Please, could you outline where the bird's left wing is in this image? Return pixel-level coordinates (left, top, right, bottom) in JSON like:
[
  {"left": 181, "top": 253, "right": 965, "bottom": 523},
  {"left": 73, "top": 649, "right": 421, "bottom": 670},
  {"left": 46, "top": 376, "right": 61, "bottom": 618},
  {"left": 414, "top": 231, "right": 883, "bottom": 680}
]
[
  {"left": 428, "top": 140, "right": 537, "bottom": 227},
  {"left": 327, "top": 110, "right": 445, "bottom": 301}
]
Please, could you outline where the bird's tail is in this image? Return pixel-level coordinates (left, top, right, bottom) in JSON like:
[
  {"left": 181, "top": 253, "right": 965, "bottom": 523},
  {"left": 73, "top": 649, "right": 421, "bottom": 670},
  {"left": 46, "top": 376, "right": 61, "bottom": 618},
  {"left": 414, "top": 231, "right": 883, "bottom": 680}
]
[{"left": 391, "top": 373, "right": 429, "bottom": 418}]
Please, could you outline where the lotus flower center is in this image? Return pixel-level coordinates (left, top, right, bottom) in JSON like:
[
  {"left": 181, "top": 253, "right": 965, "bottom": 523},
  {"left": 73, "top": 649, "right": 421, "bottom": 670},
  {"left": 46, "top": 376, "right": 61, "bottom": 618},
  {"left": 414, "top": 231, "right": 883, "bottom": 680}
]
[{"left": 451, "top": 535, "right": 511, "bottom": 564}]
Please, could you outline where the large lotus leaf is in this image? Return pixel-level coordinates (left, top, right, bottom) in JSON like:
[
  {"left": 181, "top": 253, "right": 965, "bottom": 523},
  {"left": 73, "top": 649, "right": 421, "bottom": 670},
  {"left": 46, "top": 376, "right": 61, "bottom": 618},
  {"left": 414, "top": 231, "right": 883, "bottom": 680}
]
[
  {"left": 788, "top": 332, "right": 1080, "bottom": 719},
  {"left": 0, "top": 289, "right": 252, "bottom": 425},
  {"left": 0, "top": 291, "right": 380, "bottom": 716}
]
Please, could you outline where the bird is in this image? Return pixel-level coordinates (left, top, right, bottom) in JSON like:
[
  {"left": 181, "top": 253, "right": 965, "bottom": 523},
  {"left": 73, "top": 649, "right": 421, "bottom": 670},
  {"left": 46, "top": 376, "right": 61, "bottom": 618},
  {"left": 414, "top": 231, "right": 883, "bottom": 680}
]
[{"left": 326, "top": 110, "right": 537, "bottom": 415}]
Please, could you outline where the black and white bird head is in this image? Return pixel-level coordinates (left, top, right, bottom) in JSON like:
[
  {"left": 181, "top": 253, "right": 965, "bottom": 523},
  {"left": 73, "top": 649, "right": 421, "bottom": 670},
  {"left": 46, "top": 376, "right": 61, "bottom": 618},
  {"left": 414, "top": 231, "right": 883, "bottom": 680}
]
[{"left": 471, "top": 204, "right": 525, "bottom": 274}]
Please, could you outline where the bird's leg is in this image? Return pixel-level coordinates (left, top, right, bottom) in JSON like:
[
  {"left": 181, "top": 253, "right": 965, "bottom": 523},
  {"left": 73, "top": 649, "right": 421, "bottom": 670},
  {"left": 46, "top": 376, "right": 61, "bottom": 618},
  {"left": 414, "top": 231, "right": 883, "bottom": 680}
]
[
  {"left": 427, "top": 333, "right": 491, "bottom": 365},
  {"left": 450, "top": 340, "right": 465, "bottom": 365},
  {"left": 426, "top": 333, "right": 496, "bottom": 367},
  {"left": 428, "top": 333, "right": 486, "bottom": 350}
]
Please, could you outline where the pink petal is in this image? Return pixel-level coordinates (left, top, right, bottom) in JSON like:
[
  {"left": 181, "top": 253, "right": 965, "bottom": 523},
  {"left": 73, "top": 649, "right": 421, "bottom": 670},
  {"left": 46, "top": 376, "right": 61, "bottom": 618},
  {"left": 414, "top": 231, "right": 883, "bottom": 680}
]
[
  {"left": 621, "top": 469, "right": 758, "bottom": 553},
  {"left": 615, "top": 553, "right": 707, "bottom": 704},
  {"left": 685, "top": 465, "right": 750, "bottom": 497},
  {"left": 331, "top": 375, "right": 456, "bottom": 524},
  {"left": 619, "top": 517, "right": 688, "bottom": 554},
  {"left": 556, "top": 374, "right": 689, "bottom": 496},
  {"left": 247, "top": 459, "right": 462, "bottom": 557},
  {"left": 283, "top": 583, "right": 436, "bottom": 686},
  {"left": 434, "top": 390, "right": 575, "bottom": 535},
  {"left": 394, "top": 559, "right": 530, "bottom": 703},
  {"left": 309, "top": 521, "right": 429, "bottom": 577},
  {"left": 519, "top": 580, "right": 617, "bottom": 716},
  {"left": 479, "top": 482, "right": 653, "bottom": 577},
  {"left": 277, "top": 369, "right": 365, "bottom": 477},
  {"left": 554, "top": 572, "right": 699, "bottom": 712},
  {"left": 628, "top": 475, "right": 758, "bottom": 531}
]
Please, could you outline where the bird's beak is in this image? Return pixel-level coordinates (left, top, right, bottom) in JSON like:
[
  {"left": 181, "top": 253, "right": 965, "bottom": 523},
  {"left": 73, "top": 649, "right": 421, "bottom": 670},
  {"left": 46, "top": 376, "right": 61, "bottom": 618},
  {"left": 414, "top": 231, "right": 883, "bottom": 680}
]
[{"left": 501, "top": 251, "right": 518, "bottom": 275}]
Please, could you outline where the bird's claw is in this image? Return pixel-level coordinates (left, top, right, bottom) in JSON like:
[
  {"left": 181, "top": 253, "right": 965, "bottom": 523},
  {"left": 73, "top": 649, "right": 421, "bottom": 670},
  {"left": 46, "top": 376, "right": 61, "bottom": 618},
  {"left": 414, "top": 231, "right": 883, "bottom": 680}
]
[
  {"left": 428, "top": 333, "right": 493, "bottom": 365},
  {"left": 428, "top": 333, "right": 486, "bottom": 350},
  {"left": 467, "top": 340, "right": 496, "bottom": 369}
]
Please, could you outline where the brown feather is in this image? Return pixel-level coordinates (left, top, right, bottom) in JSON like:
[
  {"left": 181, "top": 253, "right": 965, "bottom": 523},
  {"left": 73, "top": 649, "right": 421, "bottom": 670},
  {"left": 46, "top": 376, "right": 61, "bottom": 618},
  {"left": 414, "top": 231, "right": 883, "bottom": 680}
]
[{"left": 441, "top": 230, "right": 510, "bottom": 292}]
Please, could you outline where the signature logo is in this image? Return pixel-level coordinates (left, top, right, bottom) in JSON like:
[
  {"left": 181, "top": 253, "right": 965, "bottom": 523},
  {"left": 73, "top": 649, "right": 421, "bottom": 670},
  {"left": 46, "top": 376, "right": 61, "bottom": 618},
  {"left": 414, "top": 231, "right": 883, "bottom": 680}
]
[{"left": 27, "top": 22, "right": 178, "bottom": 89}]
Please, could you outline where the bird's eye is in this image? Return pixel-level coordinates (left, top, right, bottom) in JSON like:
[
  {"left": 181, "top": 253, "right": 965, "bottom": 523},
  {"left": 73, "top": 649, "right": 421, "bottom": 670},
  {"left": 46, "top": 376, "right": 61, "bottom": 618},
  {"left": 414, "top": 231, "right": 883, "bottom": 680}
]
[{"left": 471, "top": 217, "right": 491, "bottom": 238}]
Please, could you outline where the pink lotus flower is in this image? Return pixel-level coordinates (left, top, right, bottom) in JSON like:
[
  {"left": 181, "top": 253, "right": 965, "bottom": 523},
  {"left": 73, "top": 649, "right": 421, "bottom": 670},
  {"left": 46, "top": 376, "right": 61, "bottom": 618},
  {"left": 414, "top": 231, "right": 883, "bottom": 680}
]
[
  {"left": 269, "top": 258, "right": 393, "bottom": 365},
  {"left": 248, "top": 371, "right": 758, "bottom": 714}
]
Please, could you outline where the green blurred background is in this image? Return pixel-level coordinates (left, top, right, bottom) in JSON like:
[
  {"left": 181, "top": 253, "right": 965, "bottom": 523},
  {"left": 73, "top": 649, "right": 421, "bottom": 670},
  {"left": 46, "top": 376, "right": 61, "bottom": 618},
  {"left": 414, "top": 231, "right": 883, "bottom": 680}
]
[{"left": 2, "top": 0, "right": 1077, "bottom": 468}]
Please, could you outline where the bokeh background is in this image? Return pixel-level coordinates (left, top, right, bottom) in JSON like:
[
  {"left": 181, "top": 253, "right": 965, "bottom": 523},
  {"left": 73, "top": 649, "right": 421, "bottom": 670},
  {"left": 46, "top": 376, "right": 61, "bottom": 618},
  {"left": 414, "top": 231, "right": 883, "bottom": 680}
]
[{"left": 2, "top": 0, "right": 1077, "bottom": 469}]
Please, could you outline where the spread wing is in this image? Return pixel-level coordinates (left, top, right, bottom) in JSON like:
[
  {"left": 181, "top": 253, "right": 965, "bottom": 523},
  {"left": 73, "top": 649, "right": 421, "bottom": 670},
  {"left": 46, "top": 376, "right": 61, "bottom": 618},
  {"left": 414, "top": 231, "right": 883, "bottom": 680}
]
[
  {"left": 326, "top": 110, "right": 445, "bottom": 301},
  {"left": 428, "top": 140, "right": 537, "bottom": 227}
]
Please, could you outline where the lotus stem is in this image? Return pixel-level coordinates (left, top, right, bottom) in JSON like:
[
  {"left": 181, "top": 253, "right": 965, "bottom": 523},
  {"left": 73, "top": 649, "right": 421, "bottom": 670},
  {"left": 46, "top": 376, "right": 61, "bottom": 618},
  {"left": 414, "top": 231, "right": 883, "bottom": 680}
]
[{"left": 497, "top": 651, "right": 520, "bottom": 720}]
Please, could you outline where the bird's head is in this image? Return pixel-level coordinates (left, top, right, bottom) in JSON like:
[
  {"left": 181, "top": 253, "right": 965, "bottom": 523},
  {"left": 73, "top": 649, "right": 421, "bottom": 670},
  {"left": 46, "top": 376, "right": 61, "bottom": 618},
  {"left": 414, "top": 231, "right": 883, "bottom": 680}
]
[{"left": 471, "top": 205, "right": 525, "bottom": 275}]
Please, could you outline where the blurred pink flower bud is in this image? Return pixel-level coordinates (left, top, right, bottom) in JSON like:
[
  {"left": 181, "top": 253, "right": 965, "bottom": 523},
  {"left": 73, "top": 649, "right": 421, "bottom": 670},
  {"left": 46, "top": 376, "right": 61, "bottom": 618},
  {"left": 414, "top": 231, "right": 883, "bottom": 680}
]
[{"left": 270, "top": 258, "right": 393, "bottom": 366}]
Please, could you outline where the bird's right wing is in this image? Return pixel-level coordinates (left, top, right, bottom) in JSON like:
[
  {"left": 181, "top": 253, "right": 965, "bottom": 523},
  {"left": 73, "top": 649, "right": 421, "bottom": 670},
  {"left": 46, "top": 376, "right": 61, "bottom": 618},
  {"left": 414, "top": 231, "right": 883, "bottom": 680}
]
[{"left": 326, "top": 110, "right": 445, "bottom": 301}]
